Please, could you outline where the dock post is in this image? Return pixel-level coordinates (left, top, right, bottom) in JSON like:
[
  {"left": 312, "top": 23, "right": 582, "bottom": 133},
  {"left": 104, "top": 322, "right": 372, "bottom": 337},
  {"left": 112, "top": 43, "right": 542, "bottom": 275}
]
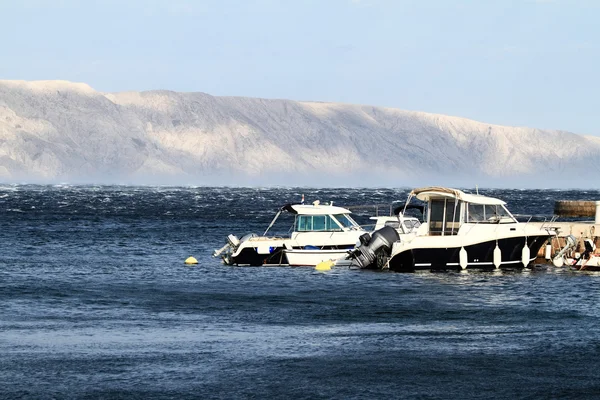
[{"left": 596, "top": 201, "right": 600, "bottom": 224}]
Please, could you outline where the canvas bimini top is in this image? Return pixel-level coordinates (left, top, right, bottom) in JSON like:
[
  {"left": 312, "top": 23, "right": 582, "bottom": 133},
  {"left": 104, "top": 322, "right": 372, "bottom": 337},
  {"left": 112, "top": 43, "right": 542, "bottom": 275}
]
[{"left": 410, "top": 187, "right": 506, "bottom": 206}]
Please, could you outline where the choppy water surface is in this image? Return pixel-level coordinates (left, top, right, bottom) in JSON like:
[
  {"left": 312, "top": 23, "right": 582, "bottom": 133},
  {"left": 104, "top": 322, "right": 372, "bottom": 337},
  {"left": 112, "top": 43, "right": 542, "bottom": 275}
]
[{"left": 2, "top": 185, "right": 600, "bottom": 399}]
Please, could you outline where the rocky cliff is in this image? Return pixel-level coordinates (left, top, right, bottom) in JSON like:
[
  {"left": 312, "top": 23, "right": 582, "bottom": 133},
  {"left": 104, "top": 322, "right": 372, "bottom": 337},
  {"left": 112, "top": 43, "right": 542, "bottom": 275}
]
[{"left": 0, "top": 80, "right": 597, "bottom": 187}]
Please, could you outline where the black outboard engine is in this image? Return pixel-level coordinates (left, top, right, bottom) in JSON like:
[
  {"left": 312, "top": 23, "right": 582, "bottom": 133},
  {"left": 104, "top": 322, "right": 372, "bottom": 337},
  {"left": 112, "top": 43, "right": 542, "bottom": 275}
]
[
  {"left": 347, "top": 226, "right": 400, "bottom": 269},
  {"left": 573, "top": 239, "right": 597, "bottom": 265}
]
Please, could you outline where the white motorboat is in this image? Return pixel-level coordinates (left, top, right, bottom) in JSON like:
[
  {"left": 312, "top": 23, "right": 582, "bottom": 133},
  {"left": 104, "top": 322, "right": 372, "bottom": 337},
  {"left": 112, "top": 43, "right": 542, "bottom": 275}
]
[
  {"left": 348, "top": 187, "right": 554, "bottom": 271},
  {"left": 213, "top": 200, "right": 366, "bottom": 266}
]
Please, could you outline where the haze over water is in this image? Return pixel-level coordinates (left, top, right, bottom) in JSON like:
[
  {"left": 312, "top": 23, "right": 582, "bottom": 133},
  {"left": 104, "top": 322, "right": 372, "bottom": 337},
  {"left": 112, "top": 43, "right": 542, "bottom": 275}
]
[{"left": 2, "top": 185, "right": 600, "bottom": 399}]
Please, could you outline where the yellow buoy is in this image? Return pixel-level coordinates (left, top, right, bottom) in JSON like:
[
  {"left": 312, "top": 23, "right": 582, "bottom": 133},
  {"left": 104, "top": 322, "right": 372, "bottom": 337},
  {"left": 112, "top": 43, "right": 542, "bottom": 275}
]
[
  {"left": 315, "top": 260, "right": 334, "bottom": 271},
  {"left": 184, "top": 256, "right": 198, "bottom": 265}
]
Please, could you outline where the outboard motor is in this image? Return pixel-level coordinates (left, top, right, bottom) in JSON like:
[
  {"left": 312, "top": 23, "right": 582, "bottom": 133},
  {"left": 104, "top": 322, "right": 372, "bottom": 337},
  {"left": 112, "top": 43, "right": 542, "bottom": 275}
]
[
  {"left": 213, "top": 233, "right": 258, "bottom": 265},
  {"left": 552, "top": 234, "right": 577, "bottom": 267},
  {"left": 347, "top": 226, "right": 400, "bottom": 269},
  {"left": 574, "top": 239, "right": 597, "bottom": 265}
]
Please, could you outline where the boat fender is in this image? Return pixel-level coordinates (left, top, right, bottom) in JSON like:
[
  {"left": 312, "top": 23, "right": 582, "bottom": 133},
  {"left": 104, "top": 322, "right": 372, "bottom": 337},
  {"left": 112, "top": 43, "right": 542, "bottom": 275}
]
[
  {"left": 257, "top": 245, "right": 273, "bottom": 254},
  {"left": 493, "top": 243, "right": 501, "bottom": 269},
  {"left": 552, "top": 257, "right": 564, "bottom": 268},
  {"left": 545, "top": 243, "right": 552, "bottom": 260},
  {"left": 459, "top": 247, "right": 468, "bottom": 270},
  {"left": 521, "top": 242, "right": 530, "bottom": 267}
]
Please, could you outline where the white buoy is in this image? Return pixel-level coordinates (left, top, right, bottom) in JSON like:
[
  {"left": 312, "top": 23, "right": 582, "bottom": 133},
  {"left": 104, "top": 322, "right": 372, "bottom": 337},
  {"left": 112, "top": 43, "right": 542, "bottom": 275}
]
[
  {"left": 544, "top": 244, "right": 552, "bottom": 260},
  {"left": 521, "top": 242, "right": 530, "bottom": 267},
  {"left": 493, "top": 243, "right": 501, "bottom": 269},
  {"left": 459, "top": 247, "right": 468, "bottom": 270}
]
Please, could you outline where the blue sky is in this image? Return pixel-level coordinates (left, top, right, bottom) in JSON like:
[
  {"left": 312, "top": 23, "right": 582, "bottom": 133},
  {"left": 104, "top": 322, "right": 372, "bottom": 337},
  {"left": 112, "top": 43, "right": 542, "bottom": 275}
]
[{"left": 1, "top": 0, "right": 598, "bottom": 134}]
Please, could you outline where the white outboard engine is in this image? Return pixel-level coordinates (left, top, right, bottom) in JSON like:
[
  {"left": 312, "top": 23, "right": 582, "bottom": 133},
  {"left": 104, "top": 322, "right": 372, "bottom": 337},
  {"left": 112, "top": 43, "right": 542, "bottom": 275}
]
[
  {"left": 347, "top": 226, "right": 400, "bottom": 269},
  {"left": 213, "top": 233, "right": 258, "bottom": 265},
  {"left": 552, "top": 234, "right": 577, "bottom": 267}
]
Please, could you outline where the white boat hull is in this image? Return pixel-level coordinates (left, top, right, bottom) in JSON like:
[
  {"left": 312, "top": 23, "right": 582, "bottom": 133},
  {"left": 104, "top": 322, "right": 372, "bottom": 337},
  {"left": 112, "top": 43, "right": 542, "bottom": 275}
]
[{"left": 284, "top": 249, "right": 350, "bottom": 266}]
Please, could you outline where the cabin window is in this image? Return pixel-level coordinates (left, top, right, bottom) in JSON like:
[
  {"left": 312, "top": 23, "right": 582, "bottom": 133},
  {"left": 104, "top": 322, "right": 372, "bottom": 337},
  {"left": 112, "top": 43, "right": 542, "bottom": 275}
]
[
  {"left": 333, "top": 214, "right": 358, "bottom": 228},
  {"left": 313, "top": 216, "right": 327, "bottom": 231},
  {"left": 384, "top": 221, "right": 400, "bottom": 229},
  {"left": 429, "top": 199, "right": 460, "bottom": 236},
  {"left": 467, "top": 204, "right": 485, "bottom": 222},
  {"left": 467, "top": 204, "right": 514, "bottom": 223},
  {"left": 297, "top": 215, "right": 342, "bottom": 231},
  {"left": 444, "top": 200, "right": 459, "bottom": 235},
  {"left": 298, "top": 215, "right": 313, "bottom": 231},
  {"left": 429, "top": 200, "right": 445, "bottom": 235}
]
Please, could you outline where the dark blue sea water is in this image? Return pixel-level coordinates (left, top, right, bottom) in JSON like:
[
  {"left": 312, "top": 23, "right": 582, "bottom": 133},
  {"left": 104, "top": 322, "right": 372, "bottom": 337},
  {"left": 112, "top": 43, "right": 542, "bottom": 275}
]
[{"left": 2, "top": 185, "right": 600, "bottom": 399}]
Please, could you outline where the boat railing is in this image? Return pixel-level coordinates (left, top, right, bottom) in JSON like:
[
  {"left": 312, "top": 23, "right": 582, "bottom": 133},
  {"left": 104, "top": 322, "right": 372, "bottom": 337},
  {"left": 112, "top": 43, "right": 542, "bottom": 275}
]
[
  {"left": 346, "top": 203, "right": 396, "bottom": 217},
  {"left": 454, "top": 214, "right": 557, "bottom": 237},
  {"left": 248, "top": 236, "right": 286, "bottom": 241},
  {"left": 512, "top": 214, "right": 559, "bottom": 231}
]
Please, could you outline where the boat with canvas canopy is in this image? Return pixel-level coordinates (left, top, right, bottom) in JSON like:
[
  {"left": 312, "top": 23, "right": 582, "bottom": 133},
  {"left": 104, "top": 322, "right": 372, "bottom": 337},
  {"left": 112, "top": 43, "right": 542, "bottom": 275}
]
[{"left": 348, "top": 187, "right": 554, "bottom": 271}]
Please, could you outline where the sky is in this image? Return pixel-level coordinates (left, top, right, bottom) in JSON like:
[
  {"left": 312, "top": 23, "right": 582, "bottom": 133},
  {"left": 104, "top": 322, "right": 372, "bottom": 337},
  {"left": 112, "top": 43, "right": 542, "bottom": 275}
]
[{"left": 0, "top": 0, "right": 598, "bottom": 135}]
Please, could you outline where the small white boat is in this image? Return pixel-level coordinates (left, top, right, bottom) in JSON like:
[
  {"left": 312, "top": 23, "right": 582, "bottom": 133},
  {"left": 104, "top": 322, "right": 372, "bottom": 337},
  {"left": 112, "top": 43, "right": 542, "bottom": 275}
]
[{"left": 213, "top": 200, "right": 366, "bottom": 266}]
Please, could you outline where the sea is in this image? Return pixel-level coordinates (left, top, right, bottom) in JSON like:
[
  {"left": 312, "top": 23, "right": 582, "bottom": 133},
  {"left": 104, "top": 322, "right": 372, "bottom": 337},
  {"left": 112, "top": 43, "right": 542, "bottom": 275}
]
[{"left": 2, "top": 185, "right": 600, "bottom": 399}]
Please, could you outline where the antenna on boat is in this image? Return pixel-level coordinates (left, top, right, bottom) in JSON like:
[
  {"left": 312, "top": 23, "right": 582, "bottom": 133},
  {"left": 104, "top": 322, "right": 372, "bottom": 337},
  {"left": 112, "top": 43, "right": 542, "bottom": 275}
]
[
  {"left": 263, "top": 209, "right": 283, "bottom": 236},
  {"left": 476, "top": 185, "right": 479, "bottom": 195}
]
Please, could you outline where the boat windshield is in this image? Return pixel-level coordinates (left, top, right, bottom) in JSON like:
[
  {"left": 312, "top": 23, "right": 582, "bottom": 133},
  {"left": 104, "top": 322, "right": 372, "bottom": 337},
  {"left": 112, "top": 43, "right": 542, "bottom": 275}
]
[
  {"left": 333, "top": 214, "right": 359, "bottom": 228},
  {"left": 297, "top": 215, "right": 343, "bottom": 231},
  {"left": 403, "top": 219, "right": 421, "bottom": 231},
  {"left": 384, "top": 220, "right": 400, "bottom": 229},
  {"left": 467, "top": 204, "right": 515, "bottom": 223}
]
